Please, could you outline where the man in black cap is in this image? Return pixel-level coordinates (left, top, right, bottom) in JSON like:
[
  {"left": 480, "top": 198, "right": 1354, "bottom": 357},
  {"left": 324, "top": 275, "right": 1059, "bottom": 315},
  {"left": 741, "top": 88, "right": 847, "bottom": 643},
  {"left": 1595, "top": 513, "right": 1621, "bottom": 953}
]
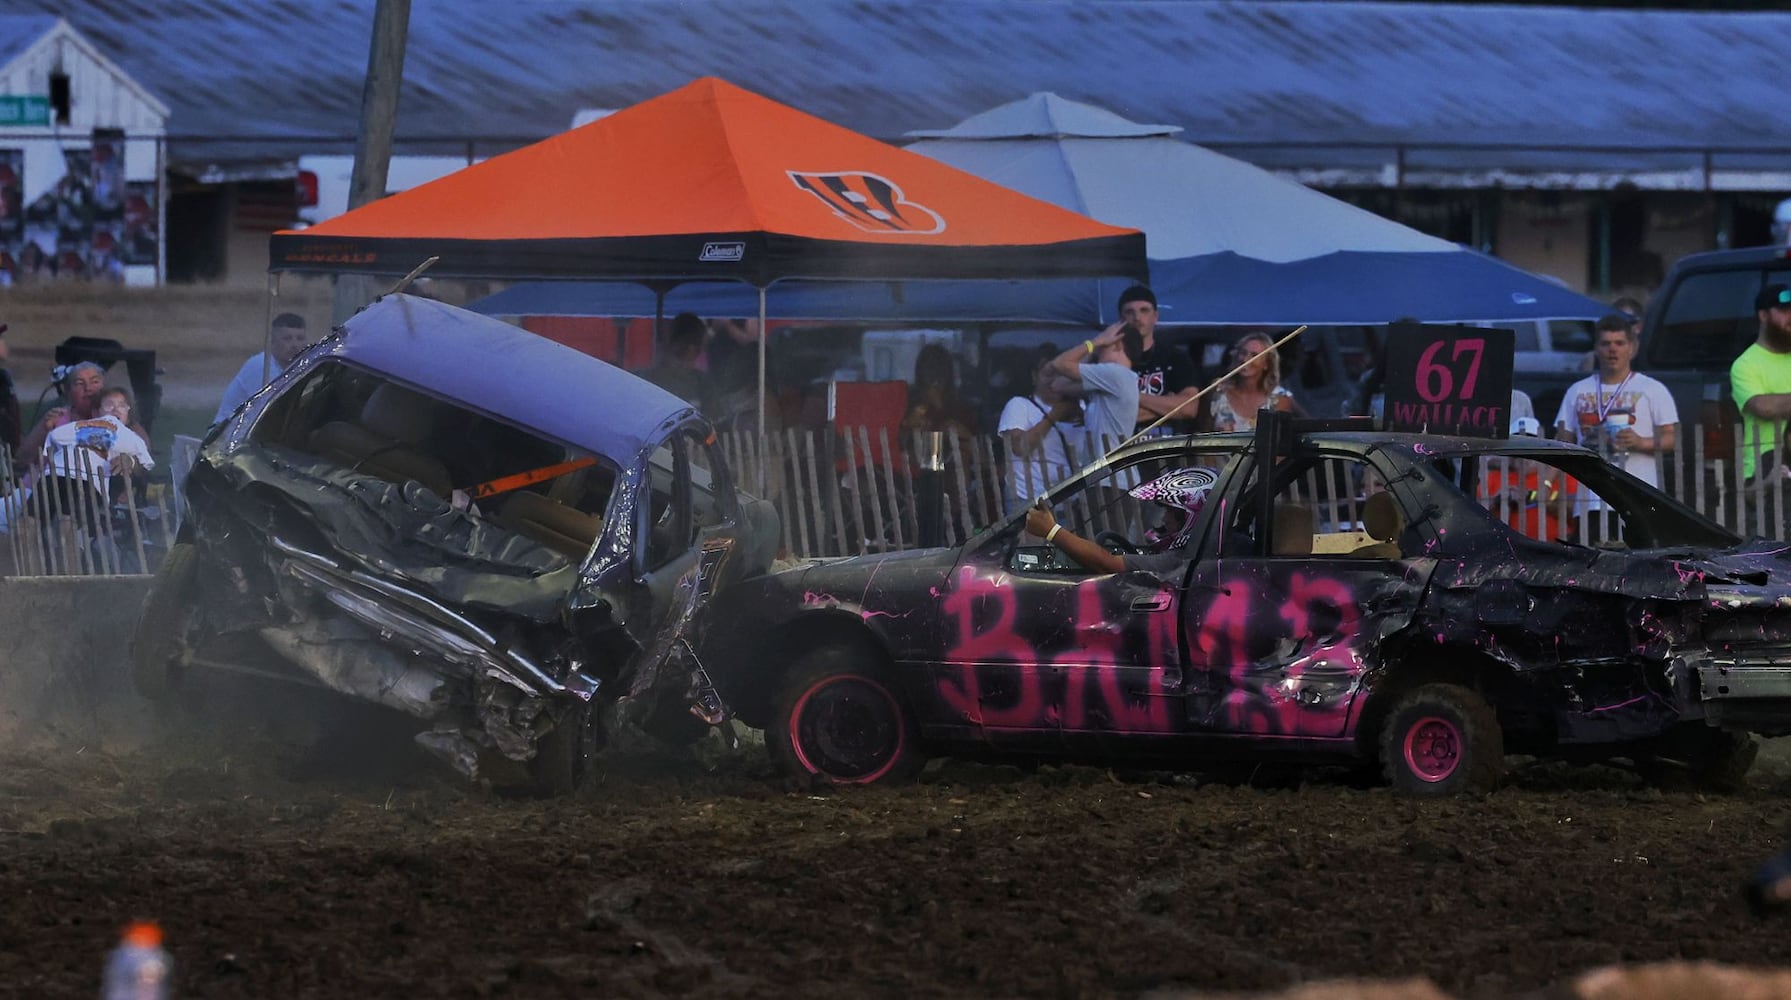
[
  {"left": 1103, "top": 284, "right": 1195, "bottom": 437},
  {"left": 1730, "top": 283, "right": 1791, "bottom": 489}
]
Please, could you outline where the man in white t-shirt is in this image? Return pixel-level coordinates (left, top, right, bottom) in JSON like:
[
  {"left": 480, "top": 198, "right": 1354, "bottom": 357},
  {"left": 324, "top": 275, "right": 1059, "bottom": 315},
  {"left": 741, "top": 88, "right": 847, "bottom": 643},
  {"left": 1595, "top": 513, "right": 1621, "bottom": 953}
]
[
  {"left": 1552, "top": 313, "right": 1678, "bottom": 486},
  {"left": 997, "top": 346, "right": 1082, "bottom": 515},
  {"left": 215, "top": 312, "right": 313, "bottom": 423}
]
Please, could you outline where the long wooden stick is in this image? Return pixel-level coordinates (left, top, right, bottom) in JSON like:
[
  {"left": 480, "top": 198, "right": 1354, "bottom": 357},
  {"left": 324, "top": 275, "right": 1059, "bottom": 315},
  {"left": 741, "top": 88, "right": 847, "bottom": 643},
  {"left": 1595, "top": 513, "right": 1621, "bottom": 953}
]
[{"left": 1113, "top": 325, "right": 1308, "bottom": 454}]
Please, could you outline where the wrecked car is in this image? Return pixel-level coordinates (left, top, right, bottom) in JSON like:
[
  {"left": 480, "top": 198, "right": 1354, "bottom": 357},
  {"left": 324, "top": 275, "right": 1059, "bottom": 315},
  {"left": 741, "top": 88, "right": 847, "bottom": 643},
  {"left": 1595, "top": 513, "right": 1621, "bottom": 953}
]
[
  {"left": 703, "top": 412, "right": 1786, "bottom": 795},
  {"left": 131, "top": 294, "right": 778, "bottom": 792}
]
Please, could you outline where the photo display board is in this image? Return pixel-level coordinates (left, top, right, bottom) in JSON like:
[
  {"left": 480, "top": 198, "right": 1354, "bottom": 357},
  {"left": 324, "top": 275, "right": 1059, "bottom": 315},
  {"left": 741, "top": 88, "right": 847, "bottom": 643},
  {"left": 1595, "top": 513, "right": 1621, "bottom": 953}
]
[{"left": 1381, "top": 323, "right": 1516, "bottom": 439}]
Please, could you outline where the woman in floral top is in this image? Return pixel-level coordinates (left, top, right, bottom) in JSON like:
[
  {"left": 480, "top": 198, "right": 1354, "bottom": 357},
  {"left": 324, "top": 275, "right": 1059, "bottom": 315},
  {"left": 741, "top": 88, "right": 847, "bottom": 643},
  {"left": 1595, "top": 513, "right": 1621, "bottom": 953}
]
[{"left": 1201, "top": 333, "right": 1296, "bottom": 432}]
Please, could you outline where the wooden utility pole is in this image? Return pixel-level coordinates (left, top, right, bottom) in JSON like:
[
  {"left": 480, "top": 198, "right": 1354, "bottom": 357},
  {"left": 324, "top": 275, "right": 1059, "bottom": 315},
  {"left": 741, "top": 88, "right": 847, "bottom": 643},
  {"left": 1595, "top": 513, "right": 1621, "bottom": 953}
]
[{"left": 333, "top": 0, "right": 411, "bottom": 323}]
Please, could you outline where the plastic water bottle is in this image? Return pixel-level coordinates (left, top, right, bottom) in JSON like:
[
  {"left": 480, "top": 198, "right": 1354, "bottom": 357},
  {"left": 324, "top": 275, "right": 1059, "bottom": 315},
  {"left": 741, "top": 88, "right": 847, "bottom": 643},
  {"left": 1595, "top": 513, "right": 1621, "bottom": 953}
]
[{"left": 102, "top": 921, "right": 171, "bottom": 1000}]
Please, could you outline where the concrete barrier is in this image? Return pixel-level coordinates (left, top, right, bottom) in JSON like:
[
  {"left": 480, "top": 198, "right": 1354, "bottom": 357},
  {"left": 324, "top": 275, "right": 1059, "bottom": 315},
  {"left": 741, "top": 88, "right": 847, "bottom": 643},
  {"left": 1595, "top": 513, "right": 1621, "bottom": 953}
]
[{"left": 0, "top": 575, "right": 155, "bottom": 749}]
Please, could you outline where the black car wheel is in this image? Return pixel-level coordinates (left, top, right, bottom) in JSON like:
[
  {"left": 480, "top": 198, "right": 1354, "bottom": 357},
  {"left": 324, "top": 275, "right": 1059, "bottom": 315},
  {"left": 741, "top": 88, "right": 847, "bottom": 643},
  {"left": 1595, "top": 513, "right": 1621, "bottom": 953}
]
[
  {"left": 769, "top": 646, "right": 921, "bottom": 785},
  {"left": 1379, "top": 683, "right": 1503, "bottom": 796},
  {"left": 130, "top": 541, "right": 199, "bottom": 701},
  {"left": 1638, "top": 726, "right": 1758, "bottom": 794}
]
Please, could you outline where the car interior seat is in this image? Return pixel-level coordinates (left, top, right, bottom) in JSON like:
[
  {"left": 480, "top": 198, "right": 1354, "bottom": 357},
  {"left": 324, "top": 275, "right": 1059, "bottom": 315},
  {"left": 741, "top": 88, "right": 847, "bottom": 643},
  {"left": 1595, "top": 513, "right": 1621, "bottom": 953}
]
[
  {"left": 307, "top": 383, "right": 452, "bottom": 498},
  {"left": 1271, "top": 502, "right": 1315, "bottom": 556},
  {"left": 497, "top": 490, "right": 604, "bottom": 560},
  {"left": 1350, "top": 491, "right": 1405, "bottom": 558}
]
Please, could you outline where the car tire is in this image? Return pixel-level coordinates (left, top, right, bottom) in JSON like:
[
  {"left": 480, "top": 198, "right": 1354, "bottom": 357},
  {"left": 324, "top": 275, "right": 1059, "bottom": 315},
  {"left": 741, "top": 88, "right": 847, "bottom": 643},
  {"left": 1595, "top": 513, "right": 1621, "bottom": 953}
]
[
  {"left": 528, "top": 701, "right": 600, "bottom": 797},
  {"left": 1379, "top": 683, "right": 1503, "bottom": 796},
  {"left": 1636, "top": 726, "right": 1759, "bottom": 794},
  {"left": 768, "top": 646, "right": 922, "bottom": 785},
  {"left": 130, "top": 541, "right": 199, "bottom": 701},
  {"left": 1685, "top": 729, "right": 1759, "bottom": 794}
]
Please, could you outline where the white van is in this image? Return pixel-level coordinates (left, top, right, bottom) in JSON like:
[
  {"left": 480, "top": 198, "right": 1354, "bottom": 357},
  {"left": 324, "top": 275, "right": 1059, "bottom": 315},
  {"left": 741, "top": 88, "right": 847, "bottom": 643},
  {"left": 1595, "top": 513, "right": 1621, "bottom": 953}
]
[
  {"left": 291, "top": 154, "right": 482, "bottom": 228},
  {"left": 291, "top": 110, "right": 614, "bottom": 227}
]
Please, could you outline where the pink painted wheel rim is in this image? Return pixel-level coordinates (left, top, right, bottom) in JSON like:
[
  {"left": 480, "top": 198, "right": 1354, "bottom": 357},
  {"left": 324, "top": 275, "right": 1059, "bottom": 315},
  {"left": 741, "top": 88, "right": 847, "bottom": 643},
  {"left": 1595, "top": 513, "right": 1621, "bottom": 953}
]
[
  {"left": 788, "top": 675, "right": 906, "bottom": 784},
  {"left": 1402, "top": 716, "right": 1461, "bottom": 782}
]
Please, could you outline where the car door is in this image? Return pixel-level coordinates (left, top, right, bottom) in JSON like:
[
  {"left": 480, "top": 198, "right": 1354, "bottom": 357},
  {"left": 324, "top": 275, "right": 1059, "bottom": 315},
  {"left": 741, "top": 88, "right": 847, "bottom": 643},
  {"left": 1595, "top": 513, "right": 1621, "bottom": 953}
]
[
  {"left": 1182, "top": 450, "right": 1432, "bottom": 738},
  {"left": 942, "top": 446, "right": 1231, "bottom": 750}
]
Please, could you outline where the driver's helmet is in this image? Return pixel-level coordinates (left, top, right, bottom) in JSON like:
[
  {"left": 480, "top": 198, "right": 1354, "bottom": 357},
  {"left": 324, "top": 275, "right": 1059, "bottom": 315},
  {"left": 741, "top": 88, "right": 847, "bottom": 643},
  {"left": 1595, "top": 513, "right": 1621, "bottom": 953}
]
[
  {"left": 1129, "top": 467, "right": 1218, "bottom": 552},
  {"left": 1775, "top": 197, "right": 1791, "bottom": 246}
]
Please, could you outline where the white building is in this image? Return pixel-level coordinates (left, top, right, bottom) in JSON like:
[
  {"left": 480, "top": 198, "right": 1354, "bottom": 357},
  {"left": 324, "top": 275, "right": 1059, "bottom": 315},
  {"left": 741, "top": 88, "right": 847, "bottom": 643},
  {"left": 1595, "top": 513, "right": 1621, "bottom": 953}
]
[{"left": 0, "top": 15, "right": 167, "bottom": 286}]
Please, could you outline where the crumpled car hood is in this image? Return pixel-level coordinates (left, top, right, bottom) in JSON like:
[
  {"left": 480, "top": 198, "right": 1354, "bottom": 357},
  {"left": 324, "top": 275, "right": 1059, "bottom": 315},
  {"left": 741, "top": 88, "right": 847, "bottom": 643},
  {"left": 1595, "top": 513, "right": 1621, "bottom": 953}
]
[
  {"left": 1682, "top": 541, "right": 1791, "bottom": 588},
  {"left": 207, "top": 446, "right": 579, "bottom": 622}
]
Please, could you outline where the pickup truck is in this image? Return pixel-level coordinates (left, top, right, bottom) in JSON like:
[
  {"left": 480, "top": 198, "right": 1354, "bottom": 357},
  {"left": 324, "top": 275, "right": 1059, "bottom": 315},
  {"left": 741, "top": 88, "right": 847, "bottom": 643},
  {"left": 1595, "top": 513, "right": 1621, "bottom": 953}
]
[{"left": 1634, "top": 245, "right": 1791, "bottom": 472}]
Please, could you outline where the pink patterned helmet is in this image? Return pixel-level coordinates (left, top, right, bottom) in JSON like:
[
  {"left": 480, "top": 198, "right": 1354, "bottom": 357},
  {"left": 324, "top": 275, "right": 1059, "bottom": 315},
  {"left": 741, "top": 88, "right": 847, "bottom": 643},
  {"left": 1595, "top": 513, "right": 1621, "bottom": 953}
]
[{"left": 1130, "top": 467, "right": 1218, "bottom": 551}]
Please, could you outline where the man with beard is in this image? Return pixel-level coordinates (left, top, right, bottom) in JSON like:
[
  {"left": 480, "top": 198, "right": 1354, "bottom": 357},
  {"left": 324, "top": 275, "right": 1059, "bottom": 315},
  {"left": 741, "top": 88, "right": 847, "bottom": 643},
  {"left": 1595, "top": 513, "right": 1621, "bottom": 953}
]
[{"left": 1731, "top": 284, "right": 1791, "bottom": 487}]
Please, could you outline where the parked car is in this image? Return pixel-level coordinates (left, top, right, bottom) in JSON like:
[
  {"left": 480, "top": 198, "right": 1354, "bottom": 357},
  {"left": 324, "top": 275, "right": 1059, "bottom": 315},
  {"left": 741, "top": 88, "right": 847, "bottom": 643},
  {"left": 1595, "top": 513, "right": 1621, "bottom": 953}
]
[
  {"left": 702, "top": 411, "right": 1787, "bottom": 794},
  {"left": 131, "top": 295, "right": 779, "bottom": 792}
]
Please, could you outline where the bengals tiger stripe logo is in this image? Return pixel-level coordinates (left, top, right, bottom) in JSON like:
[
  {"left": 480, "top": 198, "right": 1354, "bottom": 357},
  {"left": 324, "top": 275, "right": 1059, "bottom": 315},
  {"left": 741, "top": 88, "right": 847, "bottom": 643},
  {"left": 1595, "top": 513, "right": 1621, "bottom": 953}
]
[{"left": 787, "top": 171, "right": 945, "bottom": 235}]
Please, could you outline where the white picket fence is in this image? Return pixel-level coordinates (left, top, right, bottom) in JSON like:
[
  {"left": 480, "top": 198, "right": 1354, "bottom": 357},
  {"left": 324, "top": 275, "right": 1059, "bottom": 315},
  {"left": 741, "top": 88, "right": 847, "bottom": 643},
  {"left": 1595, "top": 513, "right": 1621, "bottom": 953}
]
[
  {"left": 6, "top": 424, "right": 1788, "bottom": 577},
  {"left": 716, "top": 424, "right": 1791, "bottom": 559},
  {"left": 0, "top": 437, "right": 194, "bottom": 578}
]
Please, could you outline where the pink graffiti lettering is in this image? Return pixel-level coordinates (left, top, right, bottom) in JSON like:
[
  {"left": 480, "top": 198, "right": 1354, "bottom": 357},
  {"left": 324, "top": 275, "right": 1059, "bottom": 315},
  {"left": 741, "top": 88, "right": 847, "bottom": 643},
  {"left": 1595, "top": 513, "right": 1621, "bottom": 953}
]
[
  {"left": 937, "top": 568, "right": 1176, "bottom": 733},
  {"left": 1191, "top": 572, "right": 1368, "bottom": 735},
  {"left": 937, "top": 566, "right": 1045, "bottom": 726},
  {"left": 1056, "top": 579, "right": 1172, "bottom": 732}
]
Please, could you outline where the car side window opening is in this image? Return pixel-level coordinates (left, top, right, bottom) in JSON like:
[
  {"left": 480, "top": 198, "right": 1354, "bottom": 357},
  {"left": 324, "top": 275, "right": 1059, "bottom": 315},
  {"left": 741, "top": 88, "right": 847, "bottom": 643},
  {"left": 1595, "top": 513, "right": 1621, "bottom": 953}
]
[
  {"left": 1229, "top": 454, "right": 1403, "bottom": 559},
  {"left": 1468, "top": 452, "right": 1596, "bottom": 545},
  {"left": 250, "top": 362, "right": 623, "bottom": 559},
  {"left": 645, "top": 434, "right": 696, "bottom": 569},
  {"left": 1442, "top": 446, "right": 1734, "bottom": 551},
  {"left": 1008, "top": 448, "right": 1233, "bottom": 574}
]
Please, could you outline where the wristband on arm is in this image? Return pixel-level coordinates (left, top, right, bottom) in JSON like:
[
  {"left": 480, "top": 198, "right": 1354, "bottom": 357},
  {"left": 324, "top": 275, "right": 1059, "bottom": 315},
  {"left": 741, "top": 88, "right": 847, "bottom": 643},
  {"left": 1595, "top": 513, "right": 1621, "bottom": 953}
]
[{"left": 1046, "top": 524, "right": 1062, "bottom": 544}]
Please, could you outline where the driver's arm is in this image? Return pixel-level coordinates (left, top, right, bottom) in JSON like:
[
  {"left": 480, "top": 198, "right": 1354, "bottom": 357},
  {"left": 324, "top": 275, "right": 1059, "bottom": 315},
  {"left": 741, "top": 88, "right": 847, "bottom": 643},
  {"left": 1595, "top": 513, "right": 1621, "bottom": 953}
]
[{"left": 1023, "top": 504, "right": 1123, "bottom": 574}]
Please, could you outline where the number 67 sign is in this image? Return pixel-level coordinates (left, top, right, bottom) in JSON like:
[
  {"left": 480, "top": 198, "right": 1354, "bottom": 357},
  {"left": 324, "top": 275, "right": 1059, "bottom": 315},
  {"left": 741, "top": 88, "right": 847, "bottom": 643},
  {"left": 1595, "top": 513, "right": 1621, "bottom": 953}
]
[{"left": 1380, "top": 323, "right": 1516, "bottom": 439}]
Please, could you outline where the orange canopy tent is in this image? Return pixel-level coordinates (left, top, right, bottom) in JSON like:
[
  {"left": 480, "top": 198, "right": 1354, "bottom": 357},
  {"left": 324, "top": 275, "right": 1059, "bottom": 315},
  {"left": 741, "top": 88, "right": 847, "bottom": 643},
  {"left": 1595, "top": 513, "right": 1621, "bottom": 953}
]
[{"left": 268, "top": 77, "right": 1146, "bottom": 286}]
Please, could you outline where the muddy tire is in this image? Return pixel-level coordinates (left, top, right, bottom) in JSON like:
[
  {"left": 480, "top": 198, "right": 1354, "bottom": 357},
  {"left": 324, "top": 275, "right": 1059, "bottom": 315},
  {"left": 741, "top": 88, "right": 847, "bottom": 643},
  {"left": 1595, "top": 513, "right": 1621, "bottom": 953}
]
[
  {"left": 1690, "top": 731, "right": 1758, "bottom": 793},
  {"left": 528, "top": 702, "right": 600, "bottom": 797},
  {"left": 130, "top": 541, "right": 199, "bottom": 701},
  {"left": 1637, "top": 726, "right": 1759, "bottom": 794},
  {"left": 1379, "top": 683, "right": 1504, "bottom": 796},
  {"left": 768, "top": 646, "right": 922, "bottom": 785}
]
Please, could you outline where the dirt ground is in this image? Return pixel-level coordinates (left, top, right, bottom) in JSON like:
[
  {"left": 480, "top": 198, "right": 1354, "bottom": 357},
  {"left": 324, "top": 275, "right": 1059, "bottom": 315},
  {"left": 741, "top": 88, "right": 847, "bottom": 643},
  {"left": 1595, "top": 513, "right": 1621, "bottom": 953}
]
[
  {"left": 5, "top": 687, "right": 1791, "bottom": 999},
  {"left": 6, "top": 287, "right": 1791, "bottom": 997}
]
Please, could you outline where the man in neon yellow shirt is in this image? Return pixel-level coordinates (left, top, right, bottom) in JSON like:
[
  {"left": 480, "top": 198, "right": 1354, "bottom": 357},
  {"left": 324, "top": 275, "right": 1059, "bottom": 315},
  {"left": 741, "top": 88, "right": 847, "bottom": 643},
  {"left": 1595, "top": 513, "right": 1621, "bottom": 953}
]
[{"left": 1732, "top": 284, "right": 1791, "bottom": 487}]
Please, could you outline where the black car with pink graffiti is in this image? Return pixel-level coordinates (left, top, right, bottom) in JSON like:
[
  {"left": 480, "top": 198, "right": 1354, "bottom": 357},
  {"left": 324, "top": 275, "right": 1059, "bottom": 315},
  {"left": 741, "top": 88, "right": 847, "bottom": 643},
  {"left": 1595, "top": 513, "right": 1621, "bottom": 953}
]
[{"left": 703, "top": 413, "right": 1791, "bottom": 795}]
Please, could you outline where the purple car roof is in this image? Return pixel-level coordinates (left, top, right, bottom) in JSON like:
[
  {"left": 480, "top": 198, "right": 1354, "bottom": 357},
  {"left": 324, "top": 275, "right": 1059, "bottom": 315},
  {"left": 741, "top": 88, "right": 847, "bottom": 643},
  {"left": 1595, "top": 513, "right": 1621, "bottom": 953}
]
[{"left": 325, "top": 293, "right": 696, "bottom": 463}]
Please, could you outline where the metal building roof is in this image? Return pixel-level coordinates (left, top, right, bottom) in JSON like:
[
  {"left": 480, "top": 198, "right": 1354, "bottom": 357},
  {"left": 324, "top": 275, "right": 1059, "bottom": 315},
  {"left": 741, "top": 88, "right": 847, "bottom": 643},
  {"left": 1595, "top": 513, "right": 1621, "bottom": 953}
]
[
  {"left": 0, "top": 0, "right": 1784, "bottom": 187},
  {"left": 0, "top": 14, "right": 57, "bottom": 68}
]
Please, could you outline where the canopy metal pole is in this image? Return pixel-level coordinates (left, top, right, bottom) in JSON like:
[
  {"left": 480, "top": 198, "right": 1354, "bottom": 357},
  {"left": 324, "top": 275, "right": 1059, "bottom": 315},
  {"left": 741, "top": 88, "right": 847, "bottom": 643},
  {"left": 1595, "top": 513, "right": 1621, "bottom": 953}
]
[
  {"left": 651, "top": 288, "right": 667, "bottom": 368},
  {"left": 261, "top": 270, "right": 281, "bottom": 385},
  {"left": 756, "top": 286, "right": 768, "bottom": 496}
]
